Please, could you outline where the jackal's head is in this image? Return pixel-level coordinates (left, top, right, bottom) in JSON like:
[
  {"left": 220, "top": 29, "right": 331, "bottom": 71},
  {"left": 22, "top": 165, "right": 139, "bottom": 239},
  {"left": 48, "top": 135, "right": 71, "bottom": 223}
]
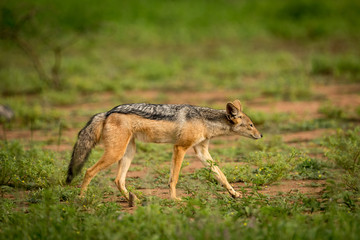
[{"left": 226, "top": 100, "right": 263, "bottom": 140}]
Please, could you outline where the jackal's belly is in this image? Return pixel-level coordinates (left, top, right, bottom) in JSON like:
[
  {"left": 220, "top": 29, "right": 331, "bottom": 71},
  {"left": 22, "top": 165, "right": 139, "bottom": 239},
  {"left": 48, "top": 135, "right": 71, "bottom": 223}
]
[
  {"left": 133, "top": 131, "right": 176, "bottom": 143},
  {"left": 132, "top": 119, "right": 177, "bottom": 144}
]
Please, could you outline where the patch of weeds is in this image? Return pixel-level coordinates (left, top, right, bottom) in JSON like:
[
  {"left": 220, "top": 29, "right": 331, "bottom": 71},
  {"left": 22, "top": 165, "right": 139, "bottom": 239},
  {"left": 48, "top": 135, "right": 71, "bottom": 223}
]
[
  {"left": 56, "top": 186, "right": 79, "bottom": 202},
  {"left": 293, "top": 157, "right": 326, "bottom": 180},
  {"left": 129, "top": 165, "right": 144, "bottom": 172},
  {"left": 0, "top": 68, "right": 44, "bottom": 95},
  {"left": 211, "top": 135, "right": 289, "bottom": 164},
  {"left": 211, "top": 146, "right": 247, "bottom": 163},
  {"left": 78, "top": 186, "right": 105, "bottom": 209},
  {"left": 247, "top": 150, "right": 300, "bottom": 185},
  {"left": 134, "top": 142, "right": 172, "bottom": 165},
  {"left": 1, "top": 98, "right": 63, "bottom": 129},
  {"left": 266, "top": 0, "right": 334, "bottom": 39},
  {"left": 322, "top": 127, "right": 360, "bottom": 192},
  {"left": 356, "top": 106, "right": 360, "bottom": 118},
  {"left": 223, "top": 150, "right": 300, "bottom": 186},
  {"left": 261, "top": 75, "right": 313, "bottom": 101},
  {"left": 300, "top": 195, "right": 324, "bottom": 213},
  {"left": 192, "top": 166, "right": 219, "bottom": 186},
  {"left": 305, "top": 182, "right": 322, "bottom": 188},
  {"left": 312, "top": 56, "right": 360, "bottom": 81},
  {"left": 142, "top": 196, "right": 178, "bottom": 208},
  {"left": 0, "top": 141, "right": 66, "bottom": 188},
  {"left": 41, "top": 89, "right": 79, "bottom": 105},
  {"left": 0, "top": 198, "right": 15, "bottom": 222},
  {"left": 126, "top": 177, "right": 144, "bottom": 189},
  {"left": 126, "top": 185, "right": 145, "bottom": 200},
  {"left": 281, "top": 118, "right": 339, "bottom": 132},
  {"left": 222, "top": 164, "right": 251, "bottom": 183},
  {"left": 319, "top": 103, "right": 346, "bottom": 119},
  {"left": 149, "top": 165, "right": 170, "bottom": 188},
  {"left": 250, "top": 135, "right": 289, "bottom": 152},
  {"left": 28, "top": 186, "right": 79, "bottom": 204},
  {"left": 247, "top": 110, "right": 293, "bottom": 127}
]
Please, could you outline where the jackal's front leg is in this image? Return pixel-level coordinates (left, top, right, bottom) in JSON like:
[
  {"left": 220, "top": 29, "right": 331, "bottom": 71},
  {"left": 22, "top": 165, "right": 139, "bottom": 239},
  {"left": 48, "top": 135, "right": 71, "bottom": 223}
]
[
  {"left": 194, "top": 140, "right": 241, "bottom": 198},
  {"left": 168, "top": 145, "right": 188, "bottom": 200}
]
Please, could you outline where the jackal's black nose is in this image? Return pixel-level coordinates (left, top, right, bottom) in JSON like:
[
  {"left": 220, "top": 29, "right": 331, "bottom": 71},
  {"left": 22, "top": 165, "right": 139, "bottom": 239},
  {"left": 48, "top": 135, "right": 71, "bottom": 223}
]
[{"left": 261, "top": 134, "right": 263, "bottom": 138}]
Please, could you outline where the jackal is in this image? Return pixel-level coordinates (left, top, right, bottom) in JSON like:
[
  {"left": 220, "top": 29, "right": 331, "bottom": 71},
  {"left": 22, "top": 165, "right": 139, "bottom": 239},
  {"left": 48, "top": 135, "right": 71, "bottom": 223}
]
[{"left": 66, "top": 100, "right": 262, "bottom": 202}]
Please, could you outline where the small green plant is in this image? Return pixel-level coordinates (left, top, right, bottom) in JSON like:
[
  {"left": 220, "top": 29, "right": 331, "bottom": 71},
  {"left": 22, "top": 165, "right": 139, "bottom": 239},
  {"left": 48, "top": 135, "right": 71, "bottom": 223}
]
[
  {"left": 280, "top": 118, "right": 339, "bottom": 132},
  {"left": 323, "top": 127, "right": 360, "bottom": 192},
  {"left": 356, "top": 106, "right": 360, "bottom": 118},
  {"left": 0, "top": 198, "right": 15, "bottom": 222},
  {"left": 223, "top": 150, "right": 300, "bottom": 186},
  {"left": 1, "top": 98, "right": 63, "bottom": 129},
  {"left": 249, "top": 150, "right": 300, "bottom": 185},
  {"left": 319, "top": 103, "right": 345, "bottom": 119},
  {"left": 261, "top": 76, "right": 313, "bottom": 101},
  {"left": 0, "top": 141, "right": 65, "bottom": 188},
  {"left": 312, "top": 56, "right": 360, "bottom": 81},
  {"left": 294, "top": 157, "right": 325, "bottom": 180}
]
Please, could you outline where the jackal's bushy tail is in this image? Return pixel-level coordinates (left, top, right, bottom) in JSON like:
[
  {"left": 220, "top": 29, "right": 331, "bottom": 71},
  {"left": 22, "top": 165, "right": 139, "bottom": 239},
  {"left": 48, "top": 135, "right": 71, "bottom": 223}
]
[{"left": 66, "top": 112, "right": 106, "bottom": 184}]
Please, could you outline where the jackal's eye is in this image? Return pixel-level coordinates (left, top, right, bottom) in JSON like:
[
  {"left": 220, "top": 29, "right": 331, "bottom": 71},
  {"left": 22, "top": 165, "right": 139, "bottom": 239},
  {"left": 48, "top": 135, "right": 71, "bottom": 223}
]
[{"left": 250, "top": 124, "right": 254, "bottom": 128}]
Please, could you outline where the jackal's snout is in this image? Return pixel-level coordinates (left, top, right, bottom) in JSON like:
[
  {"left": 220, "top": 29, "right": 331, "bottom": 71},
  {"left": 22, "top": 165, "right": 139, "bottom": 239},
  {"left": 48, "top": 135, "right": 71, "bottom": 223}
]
[{"left": 252, "top": 131, "right": 263, "bottom": 139}]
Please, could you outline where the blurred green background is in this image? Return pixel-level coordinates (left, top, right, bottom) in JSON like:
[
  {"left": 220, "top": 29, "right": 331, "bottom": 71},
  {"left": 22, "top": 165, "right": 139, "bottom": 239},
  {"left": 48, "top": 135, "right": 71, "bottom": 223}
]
[
  {"left": 1, "top": 1, "right": 360, "bottom": 239},
  {"left": 1, "top": 0, "right": 359, "bottom": 97}
]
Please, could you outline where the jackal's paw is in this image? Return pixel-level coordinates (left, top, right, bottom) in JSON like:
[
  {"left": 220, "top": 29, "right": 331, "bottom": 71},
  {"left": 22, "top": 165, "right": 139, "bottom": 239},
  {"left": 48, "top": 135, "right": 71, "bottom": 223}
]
[
  {"left": 129, "top": 192, "right": 141, "bottom": 207},
  {"left": 171, "top": 196, "right": 182, "bottom": 201},
  {"left": 231, "top": 191, "right": 241, "bottom": 198}
]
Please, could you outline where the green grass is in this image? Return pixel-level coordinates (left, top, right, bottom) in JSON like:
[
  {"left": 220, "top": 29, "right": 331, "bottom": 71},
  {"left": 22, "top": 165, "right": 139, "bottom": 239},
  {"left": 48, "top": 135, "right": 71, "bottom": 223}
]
[
  {"left": 293, "top": 157, "right": 327, "bottom": 180},
  {"left": 323, "top": 127, "right": 360, "bottom": 192},
  {"left": 1, "top": 0, "right": 359, "bottom": 97},
  {"left": 1, "top": 127, "right": 360, "bottom": 239},
  {"left": 1, "top": 0, "right": 359, "bottom": 131},
  {"left": 312, "top": 55, "right": 360, "bottom": 81},
  {"left": 0, "top": 141, "right": 65, "bottom": 188},
  {"left": 1, "top": 0, "right": 360, "bottom": 238}
]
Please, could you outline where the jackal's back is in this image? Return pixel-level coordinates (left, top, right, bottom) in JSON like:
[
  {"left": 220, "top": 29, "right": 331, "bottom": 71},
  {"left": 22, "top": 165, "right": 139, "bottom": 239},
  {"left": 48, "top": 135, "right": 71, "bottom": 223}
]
[{"left": 106, "top": 103, "right": 226, "bottom": 122}]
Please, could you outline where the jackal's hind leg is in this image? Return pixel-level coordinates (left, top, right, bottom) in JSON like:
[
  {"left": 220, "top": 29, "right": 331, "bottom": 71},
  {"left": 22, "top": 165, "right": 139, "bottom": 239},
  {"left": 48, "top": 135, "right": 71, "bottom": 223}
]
[
  {"left": 194, "top": 140, "right": 241, "bottom": 198},
  {"left": 80, "top": 130, "right": 132, "bottom": 196},
  {"left": 114, "top": 137, "right": 138, "bottom": 203}
]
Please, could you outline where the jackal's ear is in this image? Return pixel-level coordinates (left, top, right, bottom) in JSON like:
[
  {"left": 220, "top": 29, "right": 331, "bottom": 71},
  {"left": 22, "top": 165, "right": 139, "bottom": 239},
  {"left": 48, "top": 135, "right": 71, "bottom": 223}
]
[
  {"left": 232, "top": 99, "right": 243, "bottom": 112},
  {"left": 226, "top": 102, "right": 239, "bottom": 117}
]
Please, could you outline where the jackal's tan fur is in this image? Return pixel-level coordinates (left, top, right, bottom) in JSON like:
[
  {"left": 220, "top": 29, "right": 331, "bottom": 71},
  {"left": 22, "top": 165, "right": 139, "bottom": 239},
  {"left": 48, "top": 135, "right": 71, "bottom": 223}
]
[{"left": 66, "top": 100, "right": 262, "bottom": 202}]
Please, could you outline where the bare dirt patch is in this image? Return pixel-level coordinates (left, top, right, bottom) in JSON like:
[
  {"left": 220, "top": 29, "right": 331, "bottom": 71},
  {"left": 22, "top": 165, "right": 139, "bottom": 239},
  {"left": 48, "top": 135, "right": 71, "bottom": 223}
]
[
  {"left": 250, "top": 100, "right": 322, "bottom": 119},
  {"left": 234, "top": 179, "right": 326, "bottom": 197},
  {"left": 258, "top": 179, "right": 326, "bottom": 196},
  {"left": 282, "top": 129, "right": 334, "bottom": 143}
]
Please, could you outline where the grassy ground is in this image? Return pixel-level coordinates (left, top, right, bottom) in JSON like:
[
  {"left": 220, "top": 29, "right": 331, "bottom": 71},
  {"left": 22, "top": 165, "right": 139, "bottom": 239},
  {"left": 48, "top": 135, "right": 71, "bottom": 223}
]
[{"left": 1, "top": 0, "right": 360, "bottom": 239}]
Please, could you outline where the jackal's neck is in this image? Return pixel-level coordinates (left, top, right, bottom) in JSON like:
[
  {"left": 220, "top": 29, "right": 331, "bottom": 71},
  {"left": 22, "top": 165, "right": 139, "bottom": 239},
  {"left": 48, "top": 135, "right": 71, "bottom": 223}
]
[{"left": 204, "top": 114, "right": 233, "bottom": 138}]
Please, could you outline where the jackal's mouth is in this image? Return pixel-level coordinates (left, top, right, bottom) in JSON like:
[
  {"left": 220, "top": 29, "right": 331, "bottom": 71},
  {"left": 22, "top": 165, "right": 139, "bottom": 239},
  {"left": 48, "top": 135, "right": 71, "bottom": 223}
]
[{"left": 252, "top": 133, "right": 263, "bottom": 139}]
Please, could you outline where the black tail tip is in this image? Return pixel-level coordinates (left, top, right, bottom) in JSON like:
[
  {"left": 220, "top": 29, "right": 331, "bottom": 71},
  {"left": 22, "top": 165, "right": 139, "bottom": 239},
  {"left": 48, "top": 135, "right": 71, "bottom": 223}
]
[{"left": 66, "top": 175, "right": 73, "bottom": 184}]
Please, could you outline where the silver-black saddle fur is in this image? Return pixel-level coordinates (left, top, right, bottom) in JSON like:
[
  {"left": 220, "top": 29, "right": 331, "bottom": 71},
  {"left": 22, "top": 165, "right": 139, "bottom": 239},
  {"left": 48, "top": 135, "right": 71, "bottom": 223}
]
[{"left": 106, "top": 103, "right": 226, "bottom": 122}]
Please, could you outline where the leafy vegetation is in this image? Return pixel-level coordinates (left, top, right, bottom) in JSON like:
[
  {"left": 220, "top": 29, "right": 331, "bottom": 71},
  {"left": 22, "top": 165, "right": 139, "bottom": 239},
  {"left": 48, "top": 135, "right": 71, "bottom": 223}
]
[
  {"left": 323, "top": 128, "right": 360, "bottom": 192},
  {"left": 1, "top": 131, "right": 360, "bottom": 239},
  {"left": 1, "top": 0, "right": 359, "bottom": 97},
  {"left": 0, "top": 141, "right": 65, "bottom": 188},
  {"left": 312, "top": 56, "right": 360, "bottom": 81},
  {"left": 1, "top": 0, "right": 360, "bottom": 239}
]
